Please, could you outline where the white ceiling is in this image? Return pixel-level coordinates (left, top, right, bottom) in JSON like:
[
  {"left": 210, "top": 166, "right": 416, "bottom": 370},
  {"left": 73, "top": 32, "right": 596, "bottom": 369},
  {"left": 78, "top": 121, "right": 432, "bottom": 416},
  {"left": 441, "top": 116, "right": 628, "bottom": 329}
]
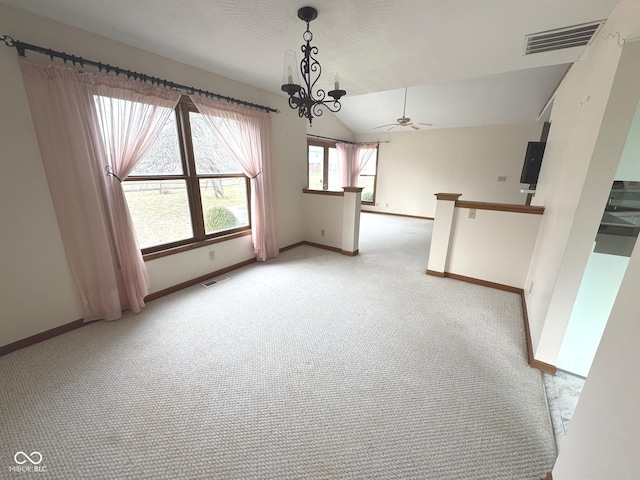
[{"left": 1, "top": 0, "right": 621, "bottom": 134}]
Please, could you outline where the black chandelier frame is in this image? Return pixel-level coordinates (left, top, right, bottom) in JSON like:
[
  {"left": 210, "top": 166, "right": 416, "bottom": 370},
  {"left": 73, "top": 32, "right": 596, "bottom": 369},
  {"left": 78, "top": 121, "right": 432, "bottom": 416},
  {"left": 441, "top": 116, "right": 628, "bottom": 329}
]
[{"left": 281, "top": 7, "right": 346, "bottom": 125}]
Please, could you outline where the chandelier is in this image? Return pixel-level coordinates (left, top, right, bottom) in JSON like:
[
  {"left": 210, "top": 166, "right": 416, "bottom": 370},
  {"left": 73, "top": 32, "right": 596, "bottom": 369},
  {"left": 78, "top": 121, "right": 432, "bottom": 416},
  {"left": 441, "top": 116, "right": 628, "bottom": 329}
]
[{"left": 281, "top": 6, "right": 346, "bottom": 125}]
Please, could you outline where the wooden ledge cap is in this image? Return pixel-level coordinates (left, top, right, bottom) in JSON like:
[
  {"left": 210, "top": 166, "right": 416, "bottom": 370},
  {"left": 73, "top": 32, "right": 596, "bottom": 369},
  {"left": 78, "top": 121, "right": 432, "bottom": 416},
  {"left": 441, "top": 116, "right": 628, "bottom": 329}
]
[
  {"left": 455, "top": 200, "right": 544, "bottom": 215},
  {"left": 343, "top": 186, "right": 364, "bottom": 193},
  {"left": 435, "top": 193, "right": 462, "bottom": 201},
  {"left": 302, "top": 189, "right": 344, "bottom": 196}
]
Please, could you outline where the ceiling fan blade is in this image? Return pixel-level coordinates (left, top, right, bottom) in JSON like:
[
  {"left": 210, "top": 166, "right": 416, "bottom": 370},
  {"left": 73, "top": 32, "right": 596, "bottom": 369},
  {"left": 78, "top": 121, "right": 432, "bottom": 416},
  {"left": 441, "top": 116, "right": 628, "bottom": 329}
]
[
  {"left": 374, "top": 123, "right": 398, "bottom": 129},
  {"left": 414, "top": 122, "right": 434, "bottom": 127},
  {"left": 386, "top": 125, "right": 399, "bottom": 131},
  {"left": 410, "top": 124, "right": 420, "bottom": 130}
]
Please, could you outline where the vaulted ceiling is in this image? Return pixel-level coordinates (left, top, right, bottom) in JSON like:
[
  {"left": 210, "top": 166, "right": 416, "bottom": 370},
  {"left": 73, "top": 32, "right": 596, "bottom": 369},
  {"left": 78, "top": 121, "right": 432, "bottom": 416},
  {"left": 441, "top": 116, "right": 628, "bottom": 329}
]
[{"left": 1, "top": 0, "right": 621, "bottom": 133}]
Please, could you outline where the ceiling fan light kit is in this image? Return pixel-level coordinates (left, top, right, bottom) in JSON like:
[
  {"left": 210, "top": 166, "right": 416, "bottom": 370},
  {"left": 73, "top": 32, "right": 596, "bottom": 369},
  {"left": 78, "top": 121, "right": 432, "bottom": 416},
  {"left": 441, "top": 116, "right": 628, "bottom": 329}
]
[
  {"left": 375, "top": 88, "right": 433, "bottom": 131},
  {"left": 281, "top": 6, "right": 346, "bottom": 125}
]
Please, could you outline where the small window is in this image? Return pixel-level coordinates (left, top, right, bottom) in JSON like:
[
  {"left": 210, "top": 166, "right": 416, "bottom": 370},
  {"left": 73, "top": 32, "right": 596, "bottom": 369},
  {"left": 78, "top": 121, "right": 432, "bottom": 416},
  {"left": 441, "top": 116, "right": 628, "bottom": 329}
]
[
  {"left": 359, "top": 147, "right": 379, "bottom": 205},
  {"left": 306, "top": 140, "right": 379, "bottom": 202},
  {"left": 307, "top": 140, "right": 340, "bottom": 192}
]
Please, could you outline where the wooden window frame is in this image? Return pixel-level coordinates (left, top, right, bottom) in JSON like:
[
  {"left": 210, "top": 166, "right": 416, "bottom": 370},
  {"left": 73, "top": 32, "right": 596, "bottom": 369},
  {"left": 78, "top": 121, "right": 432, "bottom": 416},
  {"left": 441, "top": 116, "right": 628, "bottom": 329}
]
[
  {"left": 359, "top": 145, "right": 379, "bottom": 206},
  {"left": 306, "top": 140, "right": 379, "bottom": 203},
  {"left": 124, "top": 96, "right": 251, "bottom": 257},
  {"left": 306, "top": 138, "right": 337, "bottom": 191}
]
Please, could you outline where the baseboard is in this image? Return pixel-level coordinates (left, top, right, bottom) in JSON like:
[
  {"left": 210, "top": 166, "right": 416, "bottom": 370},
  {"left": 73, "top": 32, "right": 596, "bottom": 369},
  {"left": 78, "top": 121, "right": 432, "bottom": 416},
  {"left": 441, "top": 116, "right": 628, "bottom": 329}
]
[
  {"left": 0, "top": 257, "right": 259, "bottom": 357},
  {"left": 279, "top": 241, "right": 304, "bottom": 253},
  {"left": 283, "top": 241, "right": 354, "bottom": 256},
  {"left": 425, "top": 270, "right": 557, "bottom": 375},
  {"left": 425, "top": 269, "right": 445, "bottom": 277},
  {"left": 301, "top": 240, "right": 342, "bottom": 253},
  {"left": 521, "top": 293, "right": 557, "bottom": 375},
  {"left": 430, "top": 271, "right": 522, "bottom": 294},
  {"left": 0, "top": 318, "right": 87, "bottom": 357},
  {"left": 361, "top": 210, "right": 434, "bottom": 221}
]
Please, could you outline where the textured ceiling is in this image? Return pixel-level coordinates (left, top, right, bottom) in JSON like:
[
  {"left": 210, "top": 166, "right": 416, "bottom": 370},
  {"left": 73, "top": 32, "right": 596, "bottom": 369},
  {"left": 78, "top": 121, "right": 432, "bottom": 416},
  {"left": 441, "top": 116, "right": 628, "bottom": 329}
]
[{"left": 0, "top": 0, "right": 621, "bottom": 133}]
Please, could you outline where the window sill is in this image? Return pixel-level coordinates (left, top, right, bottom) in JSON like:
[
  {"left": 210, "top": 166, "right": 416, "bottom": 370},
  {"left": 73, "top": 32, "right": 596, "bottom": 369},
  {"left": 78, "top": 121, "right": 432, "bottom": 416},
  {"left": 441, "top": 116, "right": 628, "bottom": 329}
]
[
  {"left": 302, "top": 189, "right": 344, "bottom": 196},
  {"left": 143, "top": 230, "right": 252, "bottom": 262}
]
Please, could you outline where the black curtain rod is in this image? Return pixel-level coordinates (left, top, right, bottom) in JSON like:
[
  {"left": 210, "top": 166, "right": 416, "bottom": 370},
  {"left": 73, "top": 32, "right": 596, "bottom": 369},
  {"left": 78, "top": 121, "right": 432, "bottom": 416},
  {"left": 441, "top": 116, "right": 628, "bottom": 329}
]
[
  {"left": 0, "top": 35, "right": 279, "bottom": 114},
  {"left": 307, "top": 134, "right": 389, "bottom": 145}
]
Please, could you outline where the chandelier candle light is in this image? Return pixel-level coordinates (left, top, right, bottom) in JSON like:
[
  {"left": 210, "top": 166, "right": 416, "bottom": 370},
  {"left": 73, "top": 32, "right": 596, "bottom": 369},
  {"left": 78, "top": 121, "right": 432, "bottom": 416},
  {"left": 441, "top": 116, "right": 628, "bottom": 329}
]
[{"left": 281, "top": 6, "right": 346, "bottom": 125}]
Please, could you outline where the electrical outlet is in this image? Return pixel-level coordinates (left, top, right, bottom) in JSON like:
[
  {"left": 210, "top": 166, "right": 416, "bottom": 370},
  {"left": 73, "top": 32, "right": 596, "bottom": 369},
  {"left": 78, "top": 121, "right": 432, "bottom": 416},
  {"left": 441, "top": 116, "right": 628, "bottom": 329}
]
[
  {"left": 321, "top": 229, "right": 325, "bottom": 237},
  {"left": 385, "top": 203, "right": 389, "bottom": 207},
  {"left": 468, "top": 209, "right": 476, "bottom": 219},
  {"left": 209, "top": 250, "right": 215, "bottom": 261},
  {"left": 498, "top": 176, "right": 507, "bottom": 182}
]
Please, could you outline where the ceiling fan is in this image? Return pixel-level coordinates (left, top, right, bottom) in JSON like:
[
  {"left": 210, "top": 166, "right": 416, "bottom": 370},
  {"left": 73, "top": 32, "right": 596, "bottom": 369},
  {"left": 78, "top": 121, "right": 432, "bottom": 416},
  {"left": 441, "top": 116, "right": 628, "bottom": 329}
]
[{"left": 374, "top": 88, "right": 433, "bottom": 131}]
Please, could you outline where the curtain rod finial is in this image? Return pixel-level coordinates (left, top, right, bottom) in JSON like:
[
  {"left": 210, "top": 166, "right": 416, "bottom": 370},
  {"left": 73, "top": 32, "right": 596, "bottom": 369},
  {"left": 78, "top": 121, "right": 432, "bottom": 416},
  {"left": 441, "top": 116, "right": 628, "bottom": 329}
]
[{"left": 1, "top": 34, "right": 16, "bottom": 47}]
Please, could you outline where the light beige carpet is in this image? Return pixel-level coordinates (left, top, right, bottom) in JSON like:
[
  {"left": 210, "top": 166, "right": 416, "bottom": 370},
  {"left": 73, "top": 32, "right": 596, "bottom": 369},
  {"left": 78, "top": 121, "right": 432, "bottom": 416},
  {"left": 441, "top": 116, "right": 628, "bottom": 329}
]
[{"left": 0, "top": 213, "right": 555, "bottom": 479}]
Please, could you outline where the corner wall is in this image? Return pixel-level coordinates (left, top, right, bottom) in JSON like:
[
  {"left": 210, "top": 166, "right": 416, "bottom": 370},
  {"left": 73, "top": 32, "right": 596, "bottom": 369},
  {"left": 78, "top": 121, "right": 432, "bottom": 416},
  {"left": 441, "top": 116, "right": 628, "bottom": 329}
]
[{"left": 0, "top": 4, "right": 308, "bottom": 347}]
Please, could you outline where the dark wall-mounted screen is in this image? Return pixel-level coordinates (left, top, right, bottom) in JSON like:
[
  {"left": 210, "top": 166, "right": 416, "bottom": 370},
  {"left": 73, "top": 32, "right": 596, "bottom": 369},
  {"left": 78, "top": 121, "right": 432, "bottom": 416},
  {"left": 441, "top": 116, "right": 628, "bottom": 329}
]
[{"left": 520, "top": 141, "right": 546, "bottom": 185}]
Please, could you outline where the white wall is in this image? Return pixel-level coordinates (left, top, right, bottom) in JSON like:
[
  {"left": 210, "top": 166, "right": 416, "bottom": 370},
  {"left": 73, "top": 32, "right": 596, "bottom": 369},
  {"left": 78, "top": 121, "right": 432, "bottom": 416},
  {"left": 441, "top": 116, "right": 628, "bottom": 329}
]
[
  {"left": 447, "top": 208, "right": 541, "bottom": 288},
  {"left": 145, "top": 236, "right": 255, "bottom": 294},
  {"left": 525, "top": 27, "right": 640, "bottom": 365},
  {"left": 301, "top": 193, "right": 344, "bottom": 248},
  {"left": 356, "top": 123, "right": 543, "bottom": 218},
  {"left": 307, "top": 111, "right": 355, "bottom": 142},
  {"left": 0, "top": 4, "right": 308, "bottom": 347}
]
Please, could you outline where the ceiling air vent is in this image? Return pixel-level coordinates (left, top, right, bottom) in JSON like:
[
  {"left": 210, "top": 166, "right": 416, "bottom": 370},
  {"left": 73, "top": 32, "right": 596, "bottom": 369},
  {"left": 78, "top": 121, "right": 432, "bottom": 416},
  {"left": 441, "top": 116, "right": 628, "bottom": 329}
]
[{"left": 524, "top": 21, "right": 604, "bottom": 55}]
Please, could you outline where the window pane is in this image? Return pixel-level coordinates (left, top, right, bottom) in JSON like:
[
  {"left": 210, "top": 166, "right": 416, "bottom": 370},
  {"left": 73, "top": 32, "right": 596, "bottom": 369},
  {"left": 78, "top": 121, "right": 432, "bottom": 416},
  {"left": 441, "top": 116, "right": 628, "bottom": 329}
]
[
  {"left": 328, "top": 147, "right": 341, "bottom": 191},
  {"left": 308, "top": 145, "right": 324, "bottom": 190},
  {"left": 359, "top": 176, "right": 375, "bottom": 202},
  {"left": 94, "top": 96, "right": 183, "bottom": 175},
  {"left": 123, "top": 180, "right": 193, "bottom": 249},
  {"left": 189, "top": 112, "right": 243, "bottom": 175},
  {"left": 360, "top": 149, "right": 377, "bottom": 175},
  {"left": 200, "top": 178, "right": 249, "bottom": 235}
]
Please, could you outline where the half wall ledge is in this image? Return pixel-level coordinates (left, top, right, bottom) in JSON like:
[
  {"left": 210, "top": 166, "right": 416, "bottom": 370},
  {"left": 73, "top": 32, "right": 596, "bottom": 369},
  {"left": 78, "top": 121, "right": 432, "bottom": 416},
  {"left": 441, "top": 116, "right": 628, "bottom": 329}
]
[{"left": 434, "top": 192, "right": 462, "bottom": 201}]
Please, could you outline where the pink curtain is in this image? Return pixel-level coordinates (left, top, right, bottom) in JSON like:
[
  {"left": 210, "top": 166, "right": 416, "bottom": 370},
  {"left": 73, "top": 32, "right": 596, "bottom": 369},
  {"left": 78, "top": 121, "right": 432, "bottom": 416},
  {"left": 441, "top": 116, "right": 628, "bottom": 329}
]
[
  {"left": 91, "top": 83, "right": 179, "bottom": 315},
  {"left": 19, "top": 59, "right": 180, "bottom": 321},
  {"left": 190, "top": 95, "right": 278, "bottom": 261},
  {"left": 337, "top": 143, "right": 378, "bottom": 187}
]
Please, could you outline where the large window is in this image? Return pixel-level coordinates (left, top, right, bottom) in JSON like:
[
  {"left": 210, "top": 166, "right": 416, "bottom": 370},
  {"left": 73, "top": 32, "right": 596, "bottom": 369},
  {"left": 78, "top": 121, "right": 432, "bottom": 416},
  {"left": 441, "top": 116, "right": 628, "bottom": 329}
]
[
  {"left": 306, "top": 140, "right": 379, "bottom": 204},
  {"left": 122, "top": 98, "right": 250, "bottom": 254}
]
